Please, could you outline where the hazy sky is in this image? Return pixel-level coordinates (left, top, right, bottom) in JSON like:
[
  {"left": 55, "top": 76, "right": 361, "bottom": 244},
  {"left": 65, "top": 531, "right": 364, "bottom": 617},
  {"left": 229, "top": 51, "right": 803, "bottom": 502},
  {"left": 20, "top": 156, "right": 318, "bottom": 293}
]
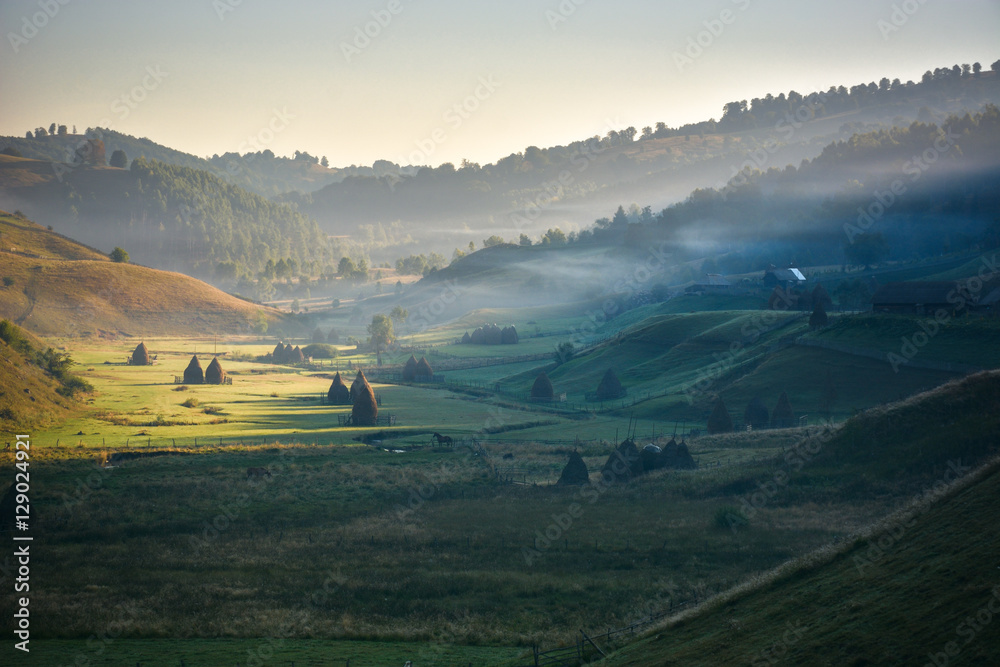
[{"left": 2, "top": 0, "right": 998, "bottom": 167}]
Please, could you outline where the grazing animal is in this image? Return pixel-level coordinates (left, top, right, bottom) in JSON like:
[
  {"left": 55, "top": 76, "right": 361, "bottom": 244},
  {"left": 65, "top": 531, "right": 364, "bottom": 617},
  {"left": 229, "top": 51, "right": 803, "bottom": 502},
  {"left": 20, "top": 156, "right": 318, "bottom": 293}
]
[
  {"left": 431, "top": 432, "right": 453, "bottom": 445},
  {"left": 502, "top": 453, "right": 514, "bottom": 460},
  {"left": 246, "top": 467, "right": 271, "bottom": 480}
]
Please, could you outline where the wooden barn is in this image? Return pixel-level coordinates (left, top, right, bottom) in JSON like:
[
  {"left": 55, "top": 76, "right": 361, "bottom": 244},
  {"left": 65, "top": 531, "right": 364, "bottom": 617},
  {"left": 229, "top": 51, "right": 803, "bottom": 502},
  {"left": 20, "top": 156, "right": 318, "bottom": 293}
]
[{"left": 871, "top": 282, "right": 962, "bottom": 316}]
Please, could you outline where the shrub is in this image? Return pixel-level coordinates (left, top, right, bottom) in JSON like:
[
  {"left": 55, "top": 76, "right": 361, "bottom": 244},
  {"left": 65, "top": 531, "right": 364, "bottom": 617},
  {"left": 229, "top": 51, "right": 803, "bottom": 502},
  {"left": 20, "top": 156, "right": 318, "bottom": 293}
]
[
  {"left": 302, "top": 343, "right": 338, "bottom": 359},
  {"left": 109, "top": 247, "right": 129, "bottom": 263},
  {"left": 181, "top": 398, "right": 200, "bottom": 408}
]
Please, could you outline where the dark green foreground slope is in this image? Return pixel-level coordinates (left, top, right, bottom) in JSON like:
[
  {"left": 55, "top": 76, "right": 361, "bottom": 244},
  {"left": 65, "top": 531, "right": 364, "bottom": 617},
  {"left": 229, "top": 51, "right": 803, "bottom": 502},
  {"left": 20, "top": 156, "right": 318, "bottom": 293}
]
[{"left": 604, "top": 450, "right": 1000, "bottom": 664}]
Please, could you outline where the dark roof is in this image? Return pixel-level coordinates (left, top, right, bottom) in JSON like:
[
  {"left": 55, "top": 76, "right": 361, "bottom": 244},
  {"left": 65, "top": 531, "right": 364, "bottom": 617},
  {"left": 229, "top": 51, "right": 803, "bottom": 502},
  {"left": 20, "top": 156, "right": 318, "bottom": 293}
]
[{"left": 871, "top": 281, "right": 959, "bottom": 305}]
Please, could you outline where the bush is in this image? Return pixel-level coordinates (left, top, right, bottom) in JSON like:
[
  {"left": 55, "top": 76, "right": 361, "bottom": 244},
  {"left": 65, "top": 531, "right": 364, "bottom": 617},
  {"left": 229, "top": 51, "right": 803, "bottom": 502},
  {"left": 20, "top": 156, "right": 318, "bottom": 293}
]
[
  {"left": 302, "top": 343, "right": 338, "bottom": 359},
  {"left": 2, "top": 277, "right": 14, "bottom": 287},
  {"left": 110, "top": 247, "right": 129, "bottom": 263},
  {"left": 181, "top": 398, "right": 200, "bottom": 408}
]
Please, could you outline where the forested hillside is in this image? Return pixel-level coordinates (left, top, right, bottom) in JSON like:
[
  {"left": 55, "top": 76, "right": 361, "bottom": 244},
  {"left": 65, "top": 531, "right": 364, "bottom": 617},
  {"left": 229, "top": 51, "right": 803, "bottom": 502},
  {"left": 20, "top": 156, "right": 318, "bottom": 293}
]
[{"left": 0, "top": 155, "right": 329, "bottom": 280}]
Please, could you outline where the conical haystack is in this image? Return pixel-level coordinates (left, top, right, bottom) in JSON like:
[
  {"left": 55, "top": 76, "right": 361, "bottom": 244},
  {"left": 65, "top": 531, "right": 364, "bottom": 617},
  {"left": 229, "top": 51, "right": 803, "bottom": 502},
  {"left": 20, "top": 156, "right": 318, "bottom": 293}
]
[
  {"left": 771, "top": 391, "right": 795, "bottom": 428},
  {"left": 595, "top": 368, "right": 623, "bottom": 400},
  {"left": 349, "top": 369, "right": 366, "bottom": 400},
  {"left": 707, "top": 396, "right": 733, "bottom": 434},
  {"left": 402, "top": 355, "right": 418, "bottom": 382},
  {"left": 132, "top": 342, "right": 151, "bottom": 366},
  {"left": 640, "top": 443, "right": 663, "bottom": 472},
  {"left": 183, "top": 355, "right": 204, "bottom": 384},
  {"left": 205, "top": 356, "right": 226, "bottom": 384},
  {"left": 283, "top": 343, "right": 294, "bottom": 360},
  {"left": 351, "top": 370, "right": 378, "bottom": 426},
  {"left": 601, "top": 438, "right": 642, "bottom": 479},
  {"left": 272, "top": 341, "right": 285, "bottom": 363},
  {"left": 530, "top": 372, "right": 554, "bottom": 400},
  {"left": 415, "top": 357, "right": 433, "bottom": 381},
  {"left": 461, "top": 332, "right": 471, "bottom": 344},
  {"left": 328, "top": 372, "right": 350, "bottom": 405},
  {"left": 557, "top": 451, "right": 590, "bottom": 485},
  {"left": 292, "top": 346, "right": 305, "bottom": 363}
]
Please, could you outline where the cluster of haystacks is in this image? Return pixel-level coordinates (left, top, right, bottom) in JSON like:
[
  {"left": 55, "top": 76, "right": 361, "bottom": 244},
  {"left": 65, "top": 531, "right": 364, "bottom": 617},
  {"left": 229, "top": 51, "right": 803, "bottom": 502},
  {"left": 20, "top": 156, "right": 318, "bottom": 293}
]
[
  {"left": 402, "top": 355, "right": 418, "bottom": 381},
  {"left": 205, "top": 357, "right": 226, "bottom": 385},
  {"left": 707, "top": 396, "right": 734, "bottom": 434},
  {"left": 327, "top": 372, "right": 351, "bottom": 405},
  {"left": 130, "top": 342, "right": 152, "bottom": 366},
  {"left": 710, "top": 393, "right": 796, "bottom": 431},
  {"left": 415, "top": 357, "right": 433, "bottom": 380},
  {"left": 557, "top": 451, "right": 590, "bottom": 485},
  {"left": 462, "top": 324, "right": 518, "bottom": 345},
  {"left": 401, "top": 355, "right": 434, "bottom": 382},
  {"left": 351, "top": 370, "right": 378, "bottom": 426},
  {"left": 601, "top": 438, "right": 643, "bottom": 480},
  {"left": 271, "top": 342, "right": 305, "bottom": 364},
  {"left": 595, "top": 368, "right": 625, "bottom": 400},
  {"left": 183, "top": 355, "right": 204, "bottom": 384},
  {"left": 530, "top": 372, "right": 554, "bottom": 400},
  {"left": 655, "top": 438, "right": 696, "bottom": 470}
]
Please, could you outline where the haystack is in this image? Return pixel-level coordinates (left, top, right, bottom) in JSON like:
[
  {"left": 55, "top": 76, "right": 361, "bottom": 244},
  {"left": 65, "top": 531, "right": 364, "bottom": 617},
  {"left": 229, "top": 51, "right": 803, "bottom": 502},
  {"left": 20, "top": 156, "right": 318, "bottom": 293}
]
[
  {"left": 327, "top": 372, "right": 350, "bottom": 405},
  {"left": 131, "top": 342, "right": 151, "bottom": 366},
  {"left": 461, "top": 332, "right": 472, "bottom": 344},
  {"left": 349, "top": 369, "right": 366, "bottom": 400},
  {"left": 402, "top": 355, "right": 418, "bottom": 381},
  {"left": 557, "top": 451, "right": 590, "bottom": 485},
  {"left": 744, "top": 396, "right": 769, "bottom": 430},
  {"left": 292, "top": 346, "right": 305, "bottom": 363},
  {"left": 530, "top": 372, "right": 554, "bottom": 400},
  {"left": 671, "top": 441, "right": 697, "bottom": 469},
  {"left": 707, "top": 396, "right": 733, "bottom": 434},
  {"left": 501, "top": 325, "right": 518, "bottom": 344},
  {"left": 595, "top": 368, "right": 623, "bottom": 400},
  {"left": 283, "top": 343, "right": 294, "bottom": 360},
  {"left": 415, "top": 357, "right": 433, "bottom": 381},
  {"left": 272, "top": 341, "right": 285, "bottom": 363},
  {"left": 205, "top": 357, "right": 226, "bottom": 385},
  {"left": 183, "top": 355, "right": 204, "bottom": 384},
  {"left": 771, "top": 391, "right": 795, "bottom": 428},
  {"left": 601, "top": 438, "right": 642, "bottom": 479},
  {"left": 351, "top": 370, "right": 378, "bottom": 426}
]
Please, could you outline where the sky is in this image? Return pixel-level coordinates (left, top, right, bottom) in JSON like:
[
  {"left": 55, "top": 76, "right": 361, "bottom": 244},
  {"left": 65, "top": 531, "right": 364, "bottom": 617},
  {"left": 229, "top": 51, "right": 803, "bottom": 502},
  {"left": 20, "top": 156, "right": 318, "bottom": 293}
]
[{"left": 2, "top": 0, "right": 999, "bottom": 168}]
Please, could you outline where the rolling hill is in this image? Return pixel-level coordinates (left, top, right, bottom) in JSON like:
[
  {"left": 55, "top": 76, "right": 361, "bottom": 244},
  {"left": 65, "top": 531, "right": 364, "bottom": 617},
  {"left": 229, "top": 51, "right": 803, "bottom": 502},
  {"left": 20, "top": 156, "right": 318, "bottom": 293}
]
[
  {"left": 0, "top": 210, "right": 282, "bottom": 338},
  {"left": 600, "top": 372, "right": 1000, "bottom": 665}
]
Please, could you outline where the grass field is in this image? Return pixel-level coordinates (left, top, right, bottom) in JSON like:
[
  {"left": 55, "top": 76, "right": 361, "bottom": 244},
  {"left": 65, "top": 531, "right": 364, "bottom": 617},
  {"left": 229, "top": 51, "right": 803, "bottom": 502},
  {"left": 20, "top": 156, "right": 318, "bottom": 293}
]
[{"left": 6, "top": 295, "right": 1000, "bottom": 665}]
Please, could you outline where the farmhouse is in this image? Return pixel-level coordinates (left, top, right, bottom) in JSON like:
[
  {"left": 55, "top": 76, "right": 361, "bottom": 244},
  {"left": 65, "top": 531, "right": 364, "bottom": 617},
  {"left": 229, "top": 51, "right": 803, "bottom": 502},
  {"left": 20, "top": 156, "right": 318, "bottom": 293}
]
[
  {"left": 763, "top": 265, "right": 806, "bottom": 290},
  {"left": 685, "top": 273, "right": 731, "bottom": 294}
]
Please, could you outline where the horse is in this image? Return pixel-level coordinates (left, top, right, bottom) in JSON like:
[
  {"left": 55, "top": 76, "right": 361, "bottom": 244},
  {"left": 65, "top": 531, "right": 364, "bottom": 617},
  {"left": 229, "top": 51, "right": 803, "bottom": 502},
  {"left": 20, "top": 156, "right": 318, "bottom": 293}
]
[
  {"left": 431, "top": 432, "right": 453, "bottom": 445},
  {"left": 246, "top": 467, "right": 271, "bottom": 480}
]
